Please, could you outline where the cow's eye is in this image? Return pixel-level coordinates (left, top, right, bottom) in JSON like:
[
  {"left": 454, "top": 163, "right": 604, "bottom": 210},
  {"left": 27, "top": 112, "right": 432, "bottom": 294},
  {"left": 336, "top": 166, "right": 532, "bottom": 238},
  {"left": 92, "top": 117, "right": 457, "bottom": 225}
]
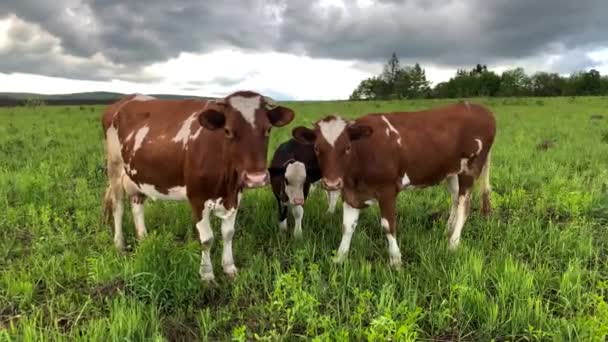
[
  {"left": 224, "top": 128, "right": 234, "bottom": 139},
  {"left": 284, "top": 178, "right": 289, "bottom": 186},
  {"left": 314, "top": 145, "right": 319, "bottom": 154},
  {"left": 265, "top": 127, "right": 271, "bottom": 137}
]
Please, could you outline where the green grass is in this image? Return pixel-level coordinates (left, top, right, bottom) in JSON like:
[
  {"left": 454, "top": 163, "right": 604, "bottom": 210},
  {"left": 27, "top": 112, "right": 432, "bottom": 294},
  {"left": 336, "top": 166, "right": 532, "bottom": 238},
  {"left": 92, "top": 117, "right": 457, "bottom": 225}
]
[{"left": 1, "top": 97, "right": 608, "bottom": 341}]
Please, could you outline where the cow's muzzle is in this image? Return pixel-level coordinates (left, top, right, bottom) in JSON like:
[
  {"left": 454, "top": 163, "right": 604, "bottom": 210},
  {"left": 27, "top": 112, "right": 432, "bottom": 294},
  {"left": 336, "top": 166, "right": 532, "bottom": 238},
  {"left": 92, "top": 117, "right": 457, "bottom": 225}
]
[
  {"left": 243, "top": 171, "right": 269, "bottom": 188},
  {"left": 322, "top": 178, "right": 343, "bottom": 191}
]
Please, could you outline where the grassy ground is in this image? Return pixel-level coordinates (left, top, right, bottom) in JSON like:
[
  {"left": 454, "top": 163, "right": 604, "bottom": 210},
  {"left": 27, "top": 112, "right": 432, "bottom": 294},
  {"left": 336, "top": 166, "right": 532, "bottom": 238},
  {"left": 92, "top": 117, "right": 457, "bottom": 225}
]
[{"left": 1, "top": 97, "right": 607, "bottom": 341}]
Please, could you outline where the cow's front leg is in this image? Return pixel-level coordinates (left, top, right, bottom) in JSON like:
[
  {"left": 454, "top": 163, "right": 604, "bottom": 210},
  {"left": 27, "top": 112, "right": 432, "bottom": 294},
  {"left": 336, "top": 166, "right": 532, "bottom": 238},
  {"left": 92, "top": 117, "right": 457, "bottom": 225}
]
[
  {"left": 378, "top": 190, "right": 401, "bottom": 269},
  {"left": 333, "top": 201, "right": 360, "bottom": 264},
  {"left": 327, "top": 190, "right": 339, "bottom": 214},
  {"left": 193, "top": 201, "right": 215, "bottom": 283},
  {"left": 217, "top": 206, "right": 238, "bottom": 279},
  {"left": 291, "top": 205, "right": 304, "bottom": 239}
]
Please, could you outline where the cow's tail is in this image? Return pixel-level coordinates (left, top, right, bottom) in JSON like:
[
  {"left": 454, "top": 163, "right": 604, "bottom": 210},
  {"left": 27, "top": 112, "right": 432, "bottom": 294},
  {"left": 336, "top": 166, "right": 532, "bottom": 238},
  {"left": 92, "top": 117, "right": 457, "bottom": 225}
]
[
  {"left": 103, "top": 183, "right": 114, "bottom": 224},
  {"left": 101, "top": 127, "right": 125, "bottom": 226},
  {"left": 479, "top": 151, "right": 492, "bottom": 217}
]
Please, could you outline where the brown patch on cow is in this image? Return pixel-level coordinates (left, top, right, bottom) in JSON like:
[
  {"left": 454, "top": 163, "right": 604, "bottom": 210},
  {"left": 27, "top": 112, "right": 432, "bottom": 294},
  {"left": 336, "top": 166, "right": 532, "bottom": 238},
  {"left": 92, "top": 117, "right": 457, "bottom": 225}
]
[{"left": 536, "top": 139, "right": 555, "bottom": 151}]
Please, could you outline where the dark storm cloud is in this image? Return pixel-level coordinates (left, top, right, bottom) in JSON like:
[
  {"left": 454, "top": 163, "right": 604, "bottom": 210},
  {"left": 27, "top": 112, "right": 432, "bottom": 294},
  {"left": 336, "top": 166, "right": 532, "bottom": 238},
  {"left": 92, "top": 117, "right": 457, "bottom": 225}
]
[{"left": 0, "top": 0, "right": 606, "bottom": 81}]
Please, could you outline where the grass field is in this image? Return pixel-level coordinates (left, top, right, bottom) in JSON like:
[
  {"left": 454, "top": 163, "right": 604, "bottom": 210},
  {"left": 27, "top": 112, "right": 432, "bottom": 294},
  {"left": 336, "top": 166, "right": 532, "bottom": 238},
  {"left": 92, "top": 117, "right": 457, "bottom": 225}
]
[{"left": 1, "top": 97, "right": 608, "bottom": 341}]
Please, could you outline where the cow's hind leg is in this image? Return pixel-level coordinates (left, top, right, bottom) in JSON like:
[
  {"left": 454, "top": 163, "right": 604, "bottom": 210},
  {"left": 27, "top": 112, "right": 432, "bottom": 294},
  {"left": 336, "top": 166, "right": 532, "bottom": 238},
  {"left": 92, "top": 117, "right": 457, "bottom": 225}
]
[
  {"left": 448, "top": 175, "right": 473, "bottom": 250},
  {"left": 479, "top": 151, "right": 492, "bottom": 217},
  {"left": 445, "top": 175, "right": 459, "bottom": 236},
  {"left": 130, "top": 194, "right": 147, "bottom": 240}
]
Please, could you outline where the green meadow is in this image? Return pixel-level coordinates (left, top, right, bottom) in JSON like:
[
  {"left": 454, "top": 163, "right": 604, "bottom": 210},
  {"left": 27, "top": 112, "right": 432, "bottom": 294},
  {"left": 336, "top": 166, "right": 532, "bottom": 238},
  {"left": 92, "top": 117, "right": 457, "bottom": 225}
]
[{"left": 1, "top": 97, "right": 607, "bottom": 341}]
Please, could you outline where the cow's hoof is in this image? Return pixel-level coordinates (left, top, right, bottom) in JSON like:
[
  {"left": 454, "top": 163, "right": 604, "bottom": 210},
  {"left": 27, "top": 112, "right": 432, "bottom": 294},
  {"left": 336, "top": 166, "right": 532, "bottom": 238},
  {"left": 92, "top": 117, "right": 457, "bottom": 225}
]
[
  {"left": 223, "top": 264, "right": 238, "bottom": 280},
  {"left": 200, "top": 272, "right": 217, "bottom": 285},
  {"left": 390, "top": 257, "right": 402, "bottom": 270},
  {"left": 333, "top": 254, "right": 346, "bottom": 264},
  {"left": 448, "top": 239, "right": 460, "bottom": 251},
  {"left": 293, "top": 229, "right": 303, "bottom": 240}
]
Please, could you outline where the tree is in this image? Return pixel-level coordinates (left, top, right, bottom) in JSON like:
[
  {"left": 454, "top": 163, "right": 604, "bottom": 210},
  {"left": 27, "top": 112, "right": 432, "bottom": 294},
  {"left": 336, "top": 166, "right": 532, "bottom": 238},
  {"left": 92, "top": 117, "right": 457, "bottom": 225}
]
[{"left": 498, "top": 68, "right": 531, "bottom": 96}]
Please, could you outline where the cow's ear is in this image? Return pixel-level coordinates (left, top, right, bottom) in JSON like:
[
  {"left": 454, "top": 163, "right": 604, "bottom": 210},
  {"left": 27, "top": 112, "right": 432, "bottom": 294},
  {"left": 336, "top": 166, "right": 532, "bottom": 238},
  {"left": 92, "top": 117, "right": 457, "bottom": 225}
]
[
  {"left": 347, "top": 123, "right": 373, "bottom": 141},
  {"left": 292, "top": 126, "right": 316, "bottom": 145},
  {"left": 268, "top": 106, "right": 295, "bottom": 127},
  {"left": 198, "top": 103, "right": 226, "bottom": 130}
]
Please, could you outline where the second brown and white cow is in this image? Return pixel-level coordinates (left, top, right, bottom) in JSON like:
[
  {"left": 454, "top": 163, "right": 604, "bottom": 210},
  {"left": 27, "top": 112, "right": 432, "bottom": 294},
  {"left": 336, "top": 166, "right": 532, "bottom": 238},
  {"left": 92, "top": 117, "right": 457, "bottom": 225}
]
[
  {"left": 102, "top": 91, "right": 294, "bottom": 282},
  {"left": 292, "top": 102, "right": 496, "bottom": 268}
]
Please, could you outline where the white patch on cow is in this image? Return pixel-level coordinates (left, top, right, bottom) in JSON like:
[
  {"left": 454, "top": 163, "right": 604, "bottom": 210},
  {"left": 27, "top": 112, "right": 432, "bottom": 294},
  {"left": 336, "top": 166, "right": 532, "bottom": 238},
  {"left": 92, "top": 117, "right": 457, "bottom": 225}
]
[
  {"left": 386, "top": 234, "right": 402, "bottom": 267},
  {"left": 474, "top": 138, "right": 483, "bottom": 155},
  {"left": 190, "top": 127, "right": 202, "bottom": 141},
  {"left": 464, "top": 101, "right": 471, "bottom": 109},
  {"left": 137, "top": 184, "right": 187, "bottom": 201},
  {"left": 449, "top": 193, "right": 469, "bottom": 250},
  {"left": 173, "top": 112, "right": 198, "bottom": 148},
  {"left": 125, "top": 131, "right": 134, "bottom": 142},
  {"left": 284, "top": 162, "right": 306, "bottom": 204},
  {"left": 380, "top": 218, "right": 390, "bottom": 233},
  {"left": 279, "top": 219, "right": 288, "bottom": 231},
  {"left": 334, "top": 202, "right": 360, "bottom": 263},
  {"left": 318, "top": 117, "right": 346, "bottom": 147},
  {"left": 365, "top": 199, "right": 377, "bottom": 206},
  {"left": 105, "top": 125, "right": 122, "bottom": 162},
  {"left": 125, "top": 164, "right": 138, "bottom": 176},
  {"left": 401, "top": 172, "right": 411, "bottom": 188},
  {"left": 132, "top": 94, "right": 155, "bottom": 101},
  {"left": 133, "top": 126, "right": 149, "bottom": 154},
  {"left": 229, "top": 95, "right": 261, "bottom": 128},
  {"left": 381, "top": 115, "right": 402, "bottom": 145}
]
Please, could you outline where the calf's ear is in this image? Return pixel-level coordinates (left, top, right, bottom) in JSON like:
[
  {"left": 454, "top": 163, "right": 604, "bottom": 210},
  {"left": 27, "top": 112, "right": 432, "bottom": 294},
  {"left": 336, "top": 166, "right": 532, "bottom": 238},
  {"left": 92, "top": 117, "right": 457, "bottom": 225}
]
[
  {"left": 198, "top": 103, "right": 226, "bottom": 130},
  {"left": 292, "top": 126, "right": 316, "bottom": 145},
  {"left": 268, "top": 106, "right": 295, "bottom": 127},
  {"left": 347, "top": 123, "right": 373, "bottom": 141}
]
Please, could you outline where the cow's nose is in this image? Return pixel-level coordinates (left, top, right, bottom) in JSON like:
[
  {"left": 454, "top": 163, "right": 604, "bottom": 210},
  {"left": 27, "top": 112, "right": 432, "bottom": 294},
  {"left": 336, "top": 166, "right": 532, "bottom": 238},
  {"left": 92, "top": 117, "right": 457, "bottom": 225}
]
[
  {"left": 322, "top": 178, "right": 343, "bottom": 190},
  {"left": 244, "top": 171, "right": 268, "bottom": 188},
  {"left": 293, "top": 198, "right": 305, "bottom": 205}
]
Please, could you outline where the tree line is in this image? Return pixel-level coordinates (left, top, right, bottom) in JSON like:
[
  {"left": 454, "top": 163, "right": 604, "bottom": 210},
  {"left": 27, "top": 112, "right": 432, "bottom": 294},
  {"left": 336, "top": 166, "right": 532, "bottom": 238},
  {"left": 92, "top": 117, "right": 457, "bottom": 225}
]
[{"left": 350, "top": 53, "right": 608, "bottom": 100}]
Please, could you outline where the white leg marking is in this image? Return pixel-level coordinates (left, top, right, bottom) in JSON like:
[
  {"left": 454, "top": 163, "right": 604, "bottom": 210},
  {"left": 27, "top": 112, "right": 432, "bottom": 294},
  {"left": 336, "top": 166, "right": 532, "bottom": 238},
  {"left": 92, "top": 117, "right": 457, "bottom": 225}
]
[
  {"left": 381, "top": 217, "right": 402, "bottom": 268},
  {"left": 196, "top": 206, "right": 215, "bottom": 282},
  {"left": 474, "top": 138, "right": 483, "bottom": 155},
  {"left": 218, "top": 205, "right": 238, "bottom": 278},
  {"left": 334, "top": 202, "right": 360, "bottom": 263},
  {"left": 292, "top": 205, "right": 304, "bottom": 239},
  {"left": 327, "top": 190, "right": 339, "bottom": 213},
  {"left": 449, "top": 192, "right": 470, "bottom": 250},
  {"left": 279, "top": 219, "right": 288, "bottom": 231},
  {"left": 445, "top": 175, "right": 459, "bottom": 235},
  {"left": 131, "top": 201, "right": 147, "bottom": 240},
  {"left": 113, "top": 198, "right": 125, "bottom": 251}
]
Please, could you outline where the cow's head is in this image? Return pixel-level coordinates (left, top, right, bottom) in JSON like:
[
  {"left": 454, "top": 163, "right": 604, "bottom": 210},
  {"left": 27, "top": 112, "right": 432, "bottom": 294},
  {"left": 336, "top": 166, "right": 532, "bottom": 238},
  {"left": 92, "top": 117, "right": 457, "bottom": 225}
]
[
  {"left": 269, "top": 160, "right": 321, "bottom": 206},
  {"left": 198, "top": 91, "right": 294, "bottom": 188},
  {"left": 292, "top": 115, "right": 372, "bottom": 191}
]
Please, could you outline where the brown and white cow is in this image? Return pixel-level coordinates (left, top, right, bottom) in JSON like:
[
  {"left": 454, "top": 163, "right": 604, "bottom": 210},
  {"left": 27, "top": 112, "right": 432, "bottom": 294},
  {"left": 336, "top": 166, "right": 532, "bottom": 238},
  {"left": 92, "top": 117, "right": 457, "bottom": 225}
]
[
  {"left": 292, "top": 102, "right": 495, "bottom": 268},
  {"left": 102, "top": 91, "right": 294, "bottom": 282}
]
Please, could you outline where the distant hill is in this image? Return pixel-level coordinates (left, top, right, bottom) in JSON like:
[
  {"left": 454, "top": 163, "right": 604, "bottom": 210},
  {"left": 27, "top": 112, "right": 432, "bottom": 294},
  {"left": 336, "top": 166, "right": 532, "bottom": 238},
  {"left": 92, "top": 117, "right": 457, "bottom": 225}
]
[{"left": 0, "top": 91, "right": 216, "bottom": 107}]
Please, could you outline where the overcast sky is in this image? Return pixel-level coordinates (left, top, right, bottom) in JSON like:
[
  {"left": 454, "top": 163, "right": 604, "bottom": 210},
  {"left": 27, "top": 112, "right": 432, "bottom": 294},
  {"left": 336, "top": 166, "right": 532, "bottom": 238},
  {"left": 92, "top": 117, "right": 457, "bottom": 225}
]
[{"left": 1, "top": 0, "right": 607, "bottom": 100}]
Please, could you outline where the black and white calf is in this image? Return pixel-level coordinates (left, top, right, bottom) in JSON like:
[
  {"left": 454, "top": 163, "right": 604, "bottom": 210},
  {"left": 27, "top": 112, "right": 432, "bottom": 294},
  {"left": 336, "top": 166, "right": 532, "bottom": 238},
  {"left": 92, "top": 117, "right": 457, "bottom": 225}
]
[{"left": 269, "top": 138, "right": 339, "bottom": 238}]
